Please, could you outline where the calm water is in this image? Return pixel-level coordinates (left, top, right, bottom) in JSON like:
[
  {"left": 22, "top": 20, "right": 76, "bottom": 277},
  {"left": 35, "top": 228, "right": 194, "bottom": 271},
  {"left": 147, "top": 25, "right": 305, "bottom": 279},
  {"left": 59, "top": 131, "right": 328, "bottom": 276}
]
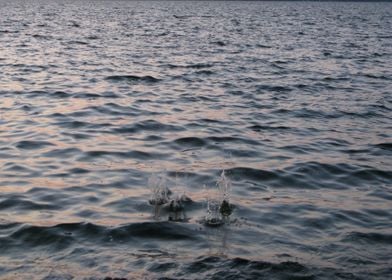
[{"left": 1, "top": 0, "right": 391, "bottom": 279}]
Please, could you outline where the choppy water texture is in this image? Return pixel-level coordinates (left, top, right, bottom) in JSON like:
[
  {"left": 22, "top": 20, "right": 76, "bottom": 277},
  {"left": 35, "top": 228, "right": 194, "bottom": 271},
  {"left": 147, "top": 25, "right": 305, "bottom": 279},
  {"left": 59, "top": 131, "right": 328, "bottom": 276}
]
[{"left": 1, "top": 0, "right": 392, "bottom": 279}]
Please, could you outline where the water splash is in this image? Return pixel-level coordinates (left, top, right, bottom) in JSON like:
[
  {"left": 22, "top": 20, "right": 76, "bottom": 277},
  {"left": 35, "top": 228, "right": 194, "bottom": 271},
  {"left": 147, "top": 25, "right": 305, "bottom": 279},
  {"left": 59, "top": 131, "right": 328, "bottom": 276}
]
[
  {"left": 217, "top": 170, "right": 232, "bottom": 215},
  {"left": 148, "top": 173, "right": 191, "bottom": 221},
  {"left": 168, "top": 194, "right": 187, "bottom": 221},
  {"left": 205, "top": 170, "right": 233, "bottom": 226},
  {"left": 206, "top": 198, "right": 223, "bottom": 226},
  {"left": 148, "top": 173, "right": 170, "bottom": 219}
]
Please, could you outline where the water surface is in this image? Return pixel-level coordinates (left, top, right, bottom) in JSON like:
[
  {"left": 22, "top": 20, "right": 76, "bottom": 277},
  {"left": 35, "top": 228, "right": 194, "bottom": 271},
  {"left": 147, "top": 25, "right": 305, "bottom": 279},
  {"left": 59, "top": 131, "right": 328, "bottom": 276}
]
[{"left": 0, "top": 0, "right": 391, "bottom": 279}]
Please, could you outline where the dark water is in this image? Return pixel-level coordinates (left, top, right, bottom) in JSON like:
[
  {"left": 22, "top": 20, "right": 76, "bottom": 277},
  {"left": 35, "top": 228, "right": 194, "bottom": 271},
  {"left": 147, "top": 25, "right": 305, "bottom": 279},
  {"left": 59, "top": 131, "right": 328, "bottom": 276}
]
[{"left": 1, "top": 0, "right": 392, "bottom": 279}]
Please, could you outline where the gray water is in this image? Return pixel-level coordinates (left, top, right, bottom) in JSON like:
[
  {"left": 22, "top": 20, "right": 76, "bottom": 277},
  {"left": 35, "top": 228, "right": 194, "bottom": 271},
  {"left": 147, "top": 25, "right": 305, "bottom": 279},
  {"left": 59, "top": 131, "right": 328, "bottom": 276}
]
[{"left": 0, "top": 0, "right": 391, "bottom": 279}]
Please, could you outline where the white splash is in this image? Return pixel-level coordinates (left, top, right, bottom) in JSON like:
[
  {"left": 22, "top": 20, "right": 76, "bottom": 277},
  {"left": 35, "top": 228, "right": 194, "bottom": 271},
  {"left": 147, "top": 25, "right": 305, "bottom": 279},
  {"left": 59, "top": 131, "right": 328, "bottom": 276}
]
[
  {"left": 205, "top": 170, "right": 233, "bottom": 226},
  {"left": 148, "top": 173, "right": 170, "bottom": 219}
]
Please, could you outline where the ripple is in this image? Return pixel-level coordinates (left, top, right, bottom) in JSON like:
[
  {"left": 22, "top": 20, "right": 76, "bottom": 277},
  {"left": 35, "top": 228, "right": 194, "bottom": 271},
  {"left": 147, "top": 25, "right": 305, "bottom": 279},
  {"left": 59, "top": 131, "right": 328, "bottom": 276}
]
[
  {"left": 15, "top": 140, "right": 55, "bottom": 150},
  {"left": 173, "top": 137, "right": 207, "bottom": 148},
  {"left": 182, "top": 256, "right": 313, "bottom": 279},
  {"left": 68, "top": 40, "right": 89, "bottom": 45},
  {"left": 167, "top": 62, "right": 214, "bottom": 69},
  {"left": 248, "top": 124, "right": 291, "bottom": 131},
  {"left": 81, "top": 149, "right": 169, "bottom": 160},
  {"left": 54, "top": 120, "right": 91, "bottom": 129},
  {"left": 227, "top": 162, "right": 391, "bottom": 190},
  {"left": 207, "top": 136, "right": 261, "bottom": 146},
  {"left": 113, "top": 120, "right": 184, "bottom": 134},
  {"left": 1, "top": 1, "right": 391, "bottom": 278},
  {"left": 31, "top": 34, "right": 52, "bottom": 40},
  {"left": 374, "top": 143, "right": 392, "bottom": 151},
  {"left": 3, "top": 164, "right": 36, "bottom": 174},
  {"left": 227, "top": 167, "right": 279, "bottom": 182},
  {"left": 111, "top": 222, "right": 200, "bottom": 241},
  {"left": 1, "top": 222, "right": 200, "bottom": 251},
  {"left": 257, "top": 84, "right": 293, "bottom": 93},
  {"left": 343, "top": 232, "right": 392, "bottom": 245},
  {"left": 0, "top": 197, "right": 59, "bottom": 211},
  {"left": 105, "top": 75, "right": 160, "bottom": 84}
]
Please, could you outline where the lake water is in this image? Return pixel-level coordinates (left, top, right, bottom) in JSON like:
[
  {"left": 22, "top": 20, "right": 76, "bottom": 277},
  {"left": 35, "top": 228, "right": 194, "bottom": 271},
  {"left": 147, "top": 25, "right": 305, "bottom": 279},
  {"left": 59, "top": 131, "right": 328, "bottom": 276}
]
[{"left": 0, "top": 0, "right": 391, "bottom": 279}]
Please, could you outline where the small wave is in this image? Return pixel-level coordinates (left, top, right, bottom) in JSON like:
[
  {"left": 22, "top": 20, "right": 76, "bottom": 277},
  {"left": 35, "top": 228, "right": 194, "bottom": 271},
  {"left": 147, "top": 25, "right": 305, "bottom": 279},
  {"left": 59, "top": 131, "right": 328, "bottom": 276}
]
[
  {"left": 105, "top": 75, "right": 160, "bottom": 83},
  {"left": 374, "top": 143, "right": 392, "bottom": 151},
  {"left": 362, "top": 73, "right": 391, "bottom": 80},
  {"left": 337, "top": 109, "right": 384, "bottom": 119},
  {"left": 182, "top": 256, "right": 312, "bottom": 279},
  {"left": 256, "top": 84, "right": 292, "bottom": 93},
  {"left": 368, "top": 188, "right": 392, "bottom": 201},
  {"left": 323, "top": 76, "right": 351, "bottom": 82},
  {"left": 54, "top": 120, "right": 91, "bottom": 129},
  {"left": 51, "top": 91, "right": 72, "bottom": 98},
  {"left": 68, "top": 40, "right": 89, "bottom": 45},
  {"left": 81, "top": 149, "right": 169, "bottom": 161},
  {"left": 211, "top": 40, "right": 226, "bottom": 46},
  {"left": 227, "top": 162, "right": 391, "bottom": 189},
  {"left": 31, "top": 34, "right": 52, "bottom": 40},
  {"left": 15, "top": 140, "right": 55, "bottom": 150},
  {"left": 257, "top": 43, "right": 272, "bottom": 48},
  {"left": 69, "top": 21, "right": 80, "bottom": 28},
  {"left": 227, "top": 167, "right": 279, "bottom": 182},
  {"left": 6, "top": 223, "right": 103, "bottom": 250},
  {"left": 90, "top": 103, "right": 155, "bottom": 117},
  {"left": 62, "top": 132, "right": 91, "bottom": 140},
  {"left": 248, "top": 124, "right": 291, "bottom": 131},
  {"left": 195, "top": 70, "right": 214, "bottom": 75},
  {"left": 0, "top": 197, "right": 59, "bottom": 211},
  {"left": 0, "top": 29, "right": 19, "bottom": 34},
  {"left": 1, "top": 222, "right": 199, "bottom": 252},
  {"left": 113, "top": 120, "right": 184, "bottom": 134},
  {"left": 207, "top": 136, "right": 261, "bottom": 146},
  {"left": 199, "top": 118, "right": 220, "bottom": 123},
  {"left": 111, "top": 222, "right": 200, "bottom": 241},
  {"left": 287, "top": 162, "right": 378, "bottom": 182},
  {"left": 174, "top": 137, "right": 207, "bottom": 148},
  {"left": 68, "top": 167, "right": 89, "bottom": 174},
  {"left": 293, "top": 108, "right": 341, "bottom": 119},
  {"left": 167, "top": 63, "right": 214, "bottom": 69},
  {"left": 343, "top": 232, "right": 392, "bottom": 245},
  {"left": 168, "top": 136, "right": 261, "bottom": 151},
  {"left": 86, "top": 35, "right": 100, "bottom": 40},
  {"left": 73, "top": 93, "right": 103, "bottom": 99},
  {"left": 352, "top": 168, "right": 391, "bottom": 183},
  {"left": 3, "top": 164, "right": 36, "bottom": 174},
  {"left": 173, "top": 15, "right": 211, "bottom": 19},
  {"left": 0, "top": 152, "right": 17, "bottom": 159}
]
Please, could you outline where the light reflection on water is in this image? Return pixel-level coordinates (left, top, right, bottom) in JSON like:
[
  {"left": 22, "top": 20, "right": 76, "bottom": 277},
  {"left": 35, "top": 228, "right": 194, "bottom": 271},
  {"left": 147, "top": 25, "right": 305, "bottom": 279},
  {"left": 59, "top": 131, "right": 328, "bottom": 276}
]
[{"left": 0, "top": 0, "right": 391, "bottom": 279}]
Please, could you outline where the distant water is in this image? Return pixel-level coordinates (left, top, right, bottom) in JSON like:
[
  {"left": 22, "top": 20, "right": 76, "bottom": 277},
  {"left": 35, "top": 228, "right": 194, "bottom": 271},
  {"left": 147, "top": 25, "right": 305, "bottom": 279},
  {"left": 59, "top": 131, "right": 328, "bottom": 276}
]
[{"left": 0, "top": 0, "right": 391, "bottom": 279}]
